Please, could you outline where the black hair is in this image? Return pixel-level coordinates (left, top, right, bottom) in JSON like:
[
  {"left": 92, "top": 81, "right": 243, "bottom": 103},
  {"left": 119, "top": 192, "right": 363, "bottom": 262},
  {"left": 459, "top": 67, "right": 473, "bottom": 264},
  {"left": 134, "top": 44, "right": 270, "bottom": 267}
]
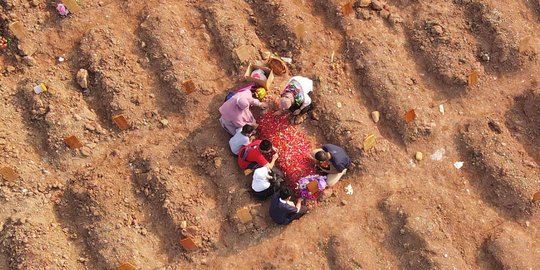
[
  {"left": 260, "top": 139, "right": 272, "bottom": 151},
  {"left": 315, "top": 150, "right": 329, "bottom": 161},
  {"left": 279, "top": 186, "right": 292, "bottom": 200},
  {"left": 241, "top": 124, "right": 254, "bottom": 135}
]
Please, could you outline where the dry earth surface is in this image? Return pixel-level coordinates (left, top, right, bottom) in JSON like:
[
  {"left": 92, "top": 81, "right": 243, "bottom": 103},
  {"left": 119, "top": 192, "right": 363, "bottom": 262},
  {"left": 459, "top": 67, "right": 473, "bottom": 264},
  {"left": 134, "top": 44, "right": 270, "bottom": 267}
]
[{"left": 0, "top": 0, "right": 539, "bottom": 269}]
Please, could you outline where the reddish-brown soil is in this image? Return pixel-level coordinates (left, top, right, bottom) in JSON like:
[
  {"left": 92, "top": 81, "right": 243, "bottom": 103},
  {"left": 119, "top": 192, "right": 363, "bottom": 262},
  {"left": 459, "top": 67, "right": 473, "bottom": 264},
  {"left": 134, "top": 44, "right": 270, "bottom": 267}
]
[{"left": 1, "top": 0, "right": 539, "bottom": 269}]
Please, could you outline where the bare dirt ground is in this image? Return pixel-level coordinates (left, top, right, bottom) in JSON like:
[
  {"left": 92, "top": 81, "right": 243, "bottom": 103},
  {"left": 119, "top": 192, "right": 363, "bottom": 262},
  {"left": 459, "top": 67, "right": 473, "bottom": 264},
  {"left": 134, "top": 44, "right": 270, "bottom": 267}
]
[{"left": 1, "top": 0, "right": 539, "bottom": 269}]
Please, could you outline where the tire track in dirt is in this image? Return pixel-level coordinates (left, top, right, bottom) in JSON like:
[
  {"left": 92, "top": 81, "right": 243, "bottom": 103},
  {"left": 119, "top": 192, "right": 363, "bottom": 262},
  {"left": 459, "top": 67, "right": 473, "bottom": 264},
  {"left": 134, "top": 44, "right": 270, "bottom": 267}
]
[
  {"left": 315, "top": 0, "right": 439, "bottom": 145},
  {"left": 247, "top": 0, "right": 379, "bottom": 163},
  {"left": 390, "top": 0, "right": 483, "bottom": 91},
  {"left": 55, "top": 165, "right": 168, "bottom": 269},
  {"left": 202, "top": 0, "right": 269, "bottom": 71},
  {"left": 0, "top": 201, "right": 82, "bottom": 270},
  {"left": 456, "top": 0, "right": 534, "bottom": 73},
  {"left": 379, "top": 192, "right": 470, "bottom": 269},
  {"left": 15, "top": 78, "right": 106, "bottom": 165},
  {"left": 79, "top": 26, "right": 161, "bottom": 131},
  {"left": 460, "top": 116, "right": 540, "bottom": 220}
]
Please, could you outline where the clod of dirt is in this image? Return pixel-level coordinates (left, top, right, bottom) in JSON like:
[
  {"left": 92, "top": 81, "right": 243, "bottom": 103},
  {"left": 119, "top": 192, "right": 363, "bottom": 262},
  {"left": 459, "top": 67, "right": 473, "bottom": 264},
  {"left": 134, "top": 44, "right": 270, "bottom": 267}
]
[
  {"left": 76, "top": 69, "right": 89, "bottom": 89},
  {"left": 359, "top": 0, "right": 372, "bottom": 7},
  {"left": 430, "top": 24, "right": 444, "bottom": 36},
  {"left": 371, "top": 0, "right": 383, "bottom": 11}
]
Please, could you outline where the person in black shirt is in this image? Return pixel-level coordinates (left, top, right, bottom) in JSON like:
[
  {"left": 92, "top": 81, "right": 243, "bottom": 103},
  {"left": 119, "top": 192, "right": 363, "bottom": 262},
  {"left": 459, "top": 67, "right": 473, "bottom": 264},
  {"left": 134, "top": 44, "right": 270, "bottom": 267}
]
[
  {"left": 311, "top": 144, "right": 351, "bottom": 186},
  {"left": 269, "top": 187, "right": 306, "bottom": 225}
]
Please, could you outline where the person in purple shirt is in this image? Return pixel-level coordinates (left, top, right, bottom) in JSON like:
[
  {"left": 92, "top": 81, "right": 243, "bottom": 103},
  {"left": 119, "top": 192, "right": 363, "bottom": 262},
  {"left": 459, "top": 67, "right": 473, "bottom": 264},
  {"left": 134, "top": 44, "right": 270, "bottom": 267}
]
[
  {"left": 311, "top": 144, "right": 351, "bottom": 186},
  {"left": 269, "top": 187, "right": 306, "bottom": 225}
]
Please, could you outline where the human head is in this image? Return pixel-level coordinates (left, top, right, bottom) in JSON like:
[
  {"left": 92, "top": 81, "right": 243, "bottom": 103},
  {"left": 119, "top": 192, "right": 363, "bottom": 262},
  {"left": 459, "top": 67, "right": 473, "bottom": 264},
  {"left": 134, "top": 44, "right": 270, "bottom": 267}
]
[
  {"left": 279, "top": 186, "right": 292, "bottom": 200},
  {"left": 315, "top": 150, "right": 330, "bottom": 161},
  {"left": 279, "top": 92, "right": 294, "bottom": 111},
  {"left": 236, "top": 97, "right": 250, "bottom": 110},
  {"left": 259, "top": 139, "right": 272, "bottom": 153},
  {"left": 241, "top": 124, "right": 255, "bottom": 136}
]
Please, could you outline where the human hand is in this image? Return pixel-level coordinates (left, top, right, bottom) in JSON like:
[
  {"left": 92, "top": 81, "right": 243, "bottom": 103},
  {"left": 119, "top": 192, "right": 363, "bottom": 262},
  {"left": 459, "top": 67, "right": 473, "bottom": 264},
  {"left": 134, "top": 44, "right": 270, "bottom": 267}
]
[
  {"left": 272, "top": 152, "right": 279, "bottom": 160},
  {"left": 293, "top": 109, "right": 301, "bottom": 115},
  {"left": 260, "top": 102, "right": 269, "bottom": 110}
]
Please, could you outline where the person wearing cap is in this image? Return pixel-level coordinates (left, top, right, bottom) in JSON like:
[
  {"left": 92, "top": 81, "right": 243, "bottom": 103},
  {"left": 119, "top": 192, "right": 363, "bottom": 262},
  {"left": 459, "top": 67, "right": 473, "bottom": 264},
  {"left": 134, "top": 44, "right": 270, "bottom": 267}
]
[
  {"left": 277, "top": 76, "right": 314, "bottom": 124},
  {"left": 219, "top": 84, "right": 268, "bottom": 135}
]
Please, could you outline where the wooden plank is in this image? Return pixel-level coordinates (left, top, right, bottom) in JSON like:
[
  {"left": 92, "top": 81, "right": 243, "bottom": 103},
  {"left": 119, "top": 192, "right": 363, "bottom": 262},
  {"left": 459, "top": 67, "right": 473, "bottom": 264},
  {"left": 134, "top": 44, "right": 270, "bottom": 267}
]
[
  {"left": 112, "top": 115, "right": 130, "bottom": 130},
  {"left": 64, "top": 135, "right": 83, "bottom": 149},
  {"left": 62, "top": 0, "right": 82, "bottom": 13},
  {"left": 118, "top": 262, "right": 137, "bottom": 270},
  {"left": 179, "top": 237, "right": 198, "bottom": 251}
]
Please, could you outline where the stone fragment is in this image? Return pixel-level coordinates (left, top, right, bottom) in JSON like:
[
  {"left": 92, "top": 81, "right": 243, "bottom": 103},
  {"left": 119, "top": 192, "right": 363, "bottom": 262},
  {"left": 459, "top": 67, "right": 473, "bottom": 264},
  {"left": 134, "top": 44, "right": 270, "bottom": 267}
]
[
  {"left": 371, "top": 0, "right": 383, "bottom": 11},
  {"left": 76, "top": 69, "right": 89, "bottom": 89},
  {"left": 415, "top": 152, "right": 423, "bottom": 161},
  {"left": 359, "top": 0, "right": 372, "bottom": 7},
  {"left": 371, "top": 111, "right": 380, "bottom": 123}
]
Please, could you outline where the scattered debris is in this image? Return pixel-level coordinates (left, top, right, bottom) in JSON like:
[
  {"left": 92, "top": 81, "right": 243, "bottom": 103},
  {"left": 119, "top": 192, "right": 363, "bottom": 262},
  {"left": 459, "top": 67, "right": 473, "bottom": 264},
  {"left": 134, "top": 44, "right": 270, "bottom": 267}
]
[
  {"left": 280, "top": 57, "right": 292, "bottom": 64},
  {"left": 33, "top": 83, "right": 47, "bottom": 94},
  {"left": 337, "top": 102, "right": 342, "bottom": 108},
  {"left": 371, "top": 0, "right": 383, "bottom": 11},
  {"left": 415, "top": 152, "right": 423, "bottom": 161},
  {"left": 479, "top": 52, "right": 490, "bottom": 62},
  {"left": 0, "top": 36, "right": 7, "bottom": 49},
  {"left": 453, "top": 161, "right": 464, "bottom": 169},
  {"left": 76, "top": 69, "right": 89, "bottom": 89},
  {"left": 180, "top": 220, "right": 187, "bottom": 229},
  {"left": 345, "top": 184, "right": 353, "bottom": 195},
  {"left": 58, "top": 56, "right": 65, "bottom": 62},
  {"left": 359, "top": 0, "right": 371, "bottom": 7},
  {"left": 160, "top": 119, "right": 169, "bottom": 127},
  {"left": 439, "top": 104, "right": 445, "bottom": 115},
  {"left": 430, "top": 148, "right": 445, "bottom": 161}
]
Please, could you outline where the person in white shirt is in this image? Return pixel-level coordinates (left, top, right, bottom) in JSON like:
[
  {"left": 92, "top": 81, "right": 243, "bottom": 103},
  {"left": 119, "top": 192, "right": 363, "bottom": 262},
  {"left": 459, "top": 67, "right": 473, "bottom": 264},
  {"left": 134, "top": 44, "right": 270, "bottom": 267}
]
[
  {"left": 251, "top": 166, "right": 283, "bottom": 200},
  {"left": 229, "top": 124, "right": 255, "bottom": 155},
  {"left": 278, "top": 76, "right": 314, "bottom": 124}
]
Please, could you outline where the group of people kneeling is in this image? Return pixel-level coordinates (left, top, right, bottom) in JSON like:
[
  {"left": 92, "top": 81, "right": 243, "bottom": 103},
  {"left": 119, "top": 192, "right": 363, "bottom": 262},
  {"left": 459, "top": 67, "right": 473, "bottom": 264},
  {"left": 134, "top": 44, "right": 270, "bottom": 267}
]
[{"left": 219, "top": 76, "right": 351, "bottom": 225}]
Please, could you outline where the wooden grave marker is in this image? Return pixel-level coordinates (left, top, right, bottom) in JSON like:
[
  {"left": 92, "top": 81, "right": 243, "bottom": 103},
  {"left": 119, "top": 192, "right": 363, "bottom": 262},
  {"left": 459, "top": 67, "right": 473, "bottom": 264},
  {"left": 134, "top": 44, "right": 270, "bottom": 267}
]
[
  {"left": 404, "top": 109, "right": 416, "bottom": 123},
  {"left": 0, "top": 167, "right": 19, "bottom": 182},
  {"left": 342, "top": 2, "right": 354, "bottom": 16},
  {"left": 9, "top": 22, "right": 28, "bottom": 40},
  {"left": 468, "top": 70, "right": 479, "bottom": 86},
  {"left": 62, "top": 0, "right": 82, "bottom": 13},
  {"left": 179, "top": 237, "right": 198, "bottom": 251},
  {"left": 112, "top": 115, "right": 130, "bottom": 130},
  {"left": 117, "top": 262, "right": 137, "bottom": 270},
  {"left": 236, "top": 207, "right": 253, "bottom": 224},
  {"left": 182, "top": 79, "right": 196, "bottom": 95},
  {"left": 64, "top": 135, "right": 83, "bottom": 149},
  {"left": 533, "top": 191, "right": 540, "bottom": 202},
  {"left": 363, "top": 134, "right": 376, "bottom": 152}
]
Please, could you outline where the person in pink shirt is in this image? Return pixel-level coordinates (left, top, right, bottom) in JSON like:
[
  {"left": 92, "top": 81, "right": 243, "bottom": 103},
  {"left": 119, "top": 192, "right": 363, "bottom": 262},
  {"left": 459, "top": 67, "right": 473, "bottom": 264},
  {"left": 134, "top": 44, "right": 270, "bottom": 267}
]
[{"left": 219, "top": 84, "right": 268, "bottom": 135}]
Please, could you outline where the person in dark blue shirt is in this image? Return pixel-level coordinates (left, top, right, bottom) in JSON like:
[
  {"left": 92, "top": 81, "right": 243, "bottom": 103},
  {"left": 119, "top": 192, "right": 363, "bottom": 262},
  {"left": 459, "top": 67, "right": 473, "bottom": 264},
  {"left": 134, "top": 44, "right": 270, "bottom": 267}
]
[
  {"left": 311, "top": 144, "right": 351, "bottom": 186},
  {"left": 269, "top": 187, "right": 306, "bottom": 225}
]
